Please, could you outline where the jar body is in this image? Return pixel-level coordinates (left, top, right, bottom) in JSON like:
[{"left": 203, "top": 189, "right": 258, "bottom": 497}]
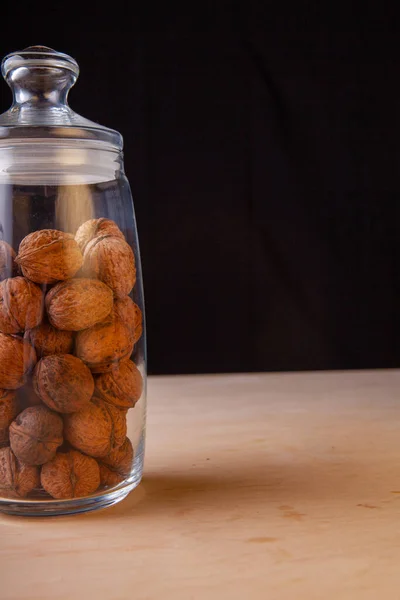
[{"left": 0, "top": 144, "right": 146, "bottom": 515}]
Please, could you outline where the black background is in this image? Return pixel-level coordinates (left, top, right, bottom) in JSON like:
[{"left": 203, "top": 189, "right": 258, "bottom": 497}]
[{"left": 1, "top": 7, "right": 400, "bottom": 375}]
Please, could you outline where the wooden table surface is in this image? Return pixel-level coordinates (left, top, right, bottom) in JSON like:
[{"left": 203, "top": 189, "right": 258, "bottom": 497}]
[{"left": 2, "top": 370, "right": 400, "bottom": 599}]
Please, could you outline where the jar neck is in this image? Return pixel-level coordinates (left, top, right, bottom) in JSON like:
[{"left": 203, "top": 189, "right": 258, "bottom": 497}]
[{"left": 11, "top": 68, "right": 72, "bottom": 108}]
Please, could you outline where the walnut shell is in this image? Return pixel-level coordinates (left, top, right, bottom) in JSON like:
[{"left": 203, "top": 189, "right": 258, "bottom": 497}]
[
  {"left": 24, "top": 321, "right": 74, "bottom": 358},
  {"left": 98, "top": 437, "right": 133, "bottom": 487},
  {"left": 46, "top": 278, "right": 113, "bottom": 331},
  {"left": 41, "top": 450, "right": 100, "bottom": 499},
  {"left": 0, "top": 241, "right": 17, "bottom": 281},
  {"left": 0, "top": 333, "right": 37, "bottom": 390},
  {"left": 94, "top": 361, "right": 143, "bottom": 409},
  {"left": 0, "top": 277, "right": 44, "bottom": 334},
  {"left": 64, "top": 398, "right": 126, "bottom": 458},
  {"left": 75, "top": 317, "right": 134, "bottom": 373},
  {"left": 82, "top": 236, "right": 136, "bottom": 298},
  {"left": 113, "top": 297, "right": 143, "bottom": 344},
  {"left": 0, "top": 390, "right": 18, "bottom": 447},
  {"left": 0, "top": 447, "right": 40, "bottom": 498},
  {"left": 75, "top": 218, "right": 125, "bottom": 252},
  {"left": 33, "top": 354, "right": 94, "bottom": 414},
  {"left": 9, "top": 405, "right": 63, "bottom": 465},
  {"left": 16, "top": 229, "right": 83, "bottom": 284}
]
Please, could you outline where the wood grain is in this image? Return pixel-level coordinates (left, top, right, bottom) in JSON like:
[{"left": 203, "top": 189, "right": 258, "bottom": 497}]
[{"left": 2, "top": 370, "right": 400, "bottom": 599}]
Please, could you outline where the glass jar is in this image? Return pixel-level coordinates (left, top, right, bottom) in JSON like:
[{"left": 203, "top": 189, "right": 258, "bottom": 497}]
[{"left": 0, "top": 46, "right": 146, "bottom": 515}]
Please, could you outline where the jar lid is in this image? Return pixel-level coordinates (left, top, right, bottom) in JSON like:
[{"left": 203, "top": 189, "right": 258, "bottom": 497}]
[{"left": 0, "top": 45, "right": 122, "bottom": 151}]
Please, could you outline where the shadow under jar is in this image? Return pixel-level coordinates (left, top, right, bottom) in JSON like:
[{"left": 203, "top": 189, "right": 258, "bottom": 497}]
[{"left": 0, "top": 46, "right": 146, "bottom": 516}]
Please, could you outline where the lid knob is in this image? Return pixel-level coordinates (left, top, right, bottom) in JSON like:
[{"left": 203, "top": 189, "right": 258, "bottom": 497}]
[
  {"left": 0, "top": 45, "right": 122, "bottom": 150},
  {"left": 1, "top": 45, "right": 79, "bottom": 107},
  {"left": 1, "top": 45, "right": 79, "bottom": 79}
]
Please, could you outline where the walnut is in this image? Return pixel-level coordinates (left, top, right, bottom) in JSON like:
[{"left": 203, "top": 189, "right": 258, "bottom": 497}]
[
  {"left": 94, "top": 361, "right": 143, "bottom": 409},
  {"left": 0, "top": 277, "right": 44, "bottom": 334},
  {"left": 0, "top": 390, "right": 18, "bottom": 447},
  {"left": 46, "top": 278, "right": 113, "bottom": 331},
  {"left": 75, "top": 317, "right": 134, "bottom": 373},
  {"left": 113, "top": 297, "right": 143, "bottom": 344},
  {"left": 82, "top": 235, "right": 136, "bottom": 298},
  {"left": 0, "top": 447, "right": 40, "bottom": 498},
  {"left": 9, "top": 405, "right": 63, "bottom": 465},
  {"left": 33, "top": 354, "right": 94, "bottom": 414},
  {"left": 0, "top": 333, "right": 37, "bottom": 390},
  {"left": 98, "top": 437, "right": 133, "bottom": 487},
  {"left": 75, "top": 218, "right": 125, "bottom": 252},
  {"left": 24, "top": 320, "right": 74, "bottom": 358},
  {"left": 41, "top": 450, "right": 100, "bottom": 499},
  {"left": 16, "top": 229, "right": 83, "bottom": 284},
  {"left": 0, "top": 241, "right": 17, "bottom": 281},
  {"left": 64, "top": 398, "right": 126, "bottom": 458}
]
